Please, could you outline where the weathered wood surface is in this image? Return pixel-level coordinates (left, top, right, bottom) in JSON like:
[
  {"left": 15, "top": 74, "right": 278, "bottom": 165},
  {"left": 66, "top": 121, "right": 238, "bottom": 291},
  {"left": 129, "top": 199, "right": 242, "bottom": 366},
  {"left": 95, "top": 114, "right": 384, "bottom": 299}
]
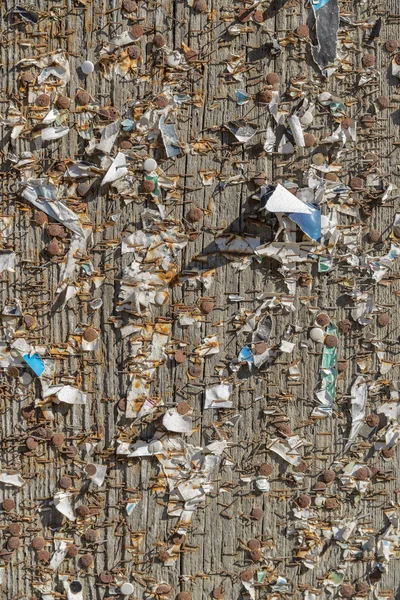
[{"left": 0, "top": 0, "right": 399, "bottom": 599}]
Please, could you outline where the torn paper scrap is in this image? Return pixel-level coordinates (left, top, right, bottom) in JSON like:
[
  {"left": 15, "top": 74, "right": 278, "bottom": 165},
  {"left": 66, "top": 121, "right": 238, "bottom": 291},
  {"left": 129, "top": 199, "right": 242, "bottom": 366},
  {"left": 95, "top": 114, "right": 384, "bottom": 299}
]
[
  {"left": 44, "top": 385, "right": 87, "bottom": 405},
  {"left": 87, "top": 464, "right": 107, "bottom": 486},
  {"left": 226, "top": 119, "right": 258, "bottom": 143},
  {"left": 0, "top": 473, "right": 25, "bottom": 487},
  {"left": 22, "top": 180, "right": 84, "bottom": 237},
  {"left": 162, "top": 409, "right": 193, "bottom": 433},
  {"left": 288, "top": 115, "right": 305, "bottom": 148},
  {"left": 344, "top": 376, "right": 367, "bottom": 451},
  {"left": 41, "top": 126, "right": 69, "bottom": 142},
  {"left": 53, "top": 492, "right": 76, "bottom": 521},
  {"left": 264, "top": 184, "right": 313, "bottom": 215},
  {"left": 50, "top": 539, "right": 68, "bottom": 570},
  {"left": 159, "top": 115, "right": 181, "bottom": 158},
  {"left": 268, "top": 437, "right": 302, "bottom": 466},
  {"left": 101, "top": 152, "right": 128, "bottom": 185},
  {"left": 205, "top": 383, "right": 233, "bottom": 409},
  {"left": 0, "top": 252, "right": 16, "bottom": 273},
  {"left": 288, "top": 204, "right": 321, "bottom": 242},
  {"left": 23, "top": 353, "right": 45, "bottom": 377},
  {"left": 311, "top": 0, "right": 339, "bottom": 76}
]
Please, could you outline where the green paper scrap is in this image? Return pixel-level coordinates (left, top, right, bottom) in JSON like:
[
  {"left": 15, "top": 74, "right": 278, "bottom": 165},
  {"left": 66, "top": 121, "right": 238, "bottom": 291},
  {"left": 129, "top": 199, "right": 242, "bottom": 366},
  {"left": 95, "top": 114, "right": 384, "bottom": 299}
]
[
  {"left": 313, "top": 323, "right": 338, "bottom": 418},
  {"left": 329, "top": 570, "right": 345, "bottom": 585},
  {"left": 322, "top": 324, "right": 338, "bottom": 403},
  {"left": 145, "top": 174, "right": 161, "bottom": 199},
  {"left": 329, "top": 101, "right": 346, "bottom": 117},
  {"left": 318, "top": 256, "right": 332, "bottom": 272}
]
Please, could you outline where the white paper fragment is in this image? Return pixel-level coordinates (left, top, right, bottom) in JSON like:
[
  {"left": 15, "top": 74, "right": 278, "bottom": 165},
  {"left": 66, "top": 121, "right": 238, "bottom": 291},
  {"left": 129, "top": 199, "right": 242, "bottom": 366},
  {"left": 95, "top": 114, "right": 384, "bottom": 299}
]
[
  {"left": 345, "top": 376, "right": 367, "bottom": 451},
  {"left": 64, "top": 579, "right": 83, "bottom": 600},
  {"left": 42, "top": 109, "right": 61, "bottom": 124},
  {"left": 242, "top": 580, "right": 255, "bottom": 600},
  {"left": 266, "top": 184, "right": 313, "bottom": 214},
  {"left": 264, "top": 126, "right": 276, "bottom": 152},
  {"left": 54, "top": 492, "right": 76, "bottom": 521},
  {"left": 280, "top": 340, "right": 295, "bottom": 353},
  {"left": 88, "top": 464, "right": 107, "bottom": 486},
  {"left": 56, "top": 228, "right": 92, "bottom": 296},
  {"left": 288, "top": 115, "right": 305, "bottom": 147},
  {"left": 162, "top": 409, "right": 193, "bottom": 433},
  {"left": 392, "top": 57, "right": 400, "bottom": 79},
  {"left": 0, "top": 253, "right": 16, "bottom": 273},
  {"left": 110, "top": 30, "right": 138, "bottom": 47},
  {"left": 87, "top": 120, "right": 120, "bottom": 155},
  {"left": 194, "top": 335, "right": 220, "bottom": 357},
  {"left": 255, "top": 477, "right": 270, "bottom": 492},
  {"left": 0, "top": 473, "right": 24, "bottom": 487},
  {"left": 117, "top": 440, "right": 159, "bottom": 457},
  {"left": 37, "top": 52, "right": 71, "bottom": 84},
  {"left": 268, "top": 437, "right": 303, "bottom": 466},
  {"left": 101, "top": 152, "right": 127, "bottom": 185},
  {"left": 205, "top": 383, "right": 233, "bottom": 408},
  {"left": 50, "top": 539, "right": 68, "bottom": 570},
  {"left": 44, "top": 385, "right": 87, "bottom": 405},
  {"left": 41, "top": 127, "right": 69, "bottom": 141},
  {"left": 22, "top": 180, "right": 84, "bottom": 237}
]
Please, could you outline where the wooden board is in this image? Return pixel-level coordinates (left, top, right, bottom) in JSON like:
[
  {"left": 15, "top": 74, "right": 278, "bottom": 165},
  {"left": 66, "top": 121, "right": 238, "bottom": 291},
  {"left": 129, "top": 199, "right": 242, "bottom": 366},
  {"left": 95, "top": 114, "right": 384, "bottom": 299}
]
[{"left": 0, "top": 0, "right": 399, "bottom": 599}]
